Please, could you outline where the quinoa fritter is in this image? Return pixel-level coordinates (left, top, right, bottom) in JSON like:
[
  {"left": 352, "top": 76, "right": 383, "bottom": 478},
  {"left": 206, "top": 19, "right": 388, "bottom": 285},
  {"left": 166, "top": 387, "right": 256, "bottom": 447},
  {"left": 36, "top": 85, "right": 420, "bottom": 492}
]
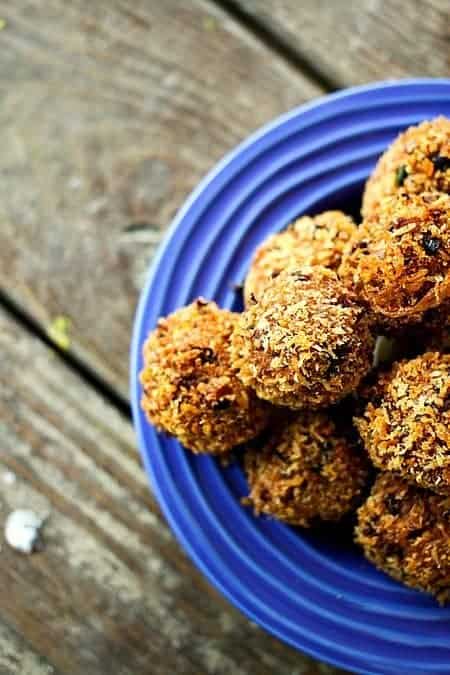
[
  {"left": 232, "top": 267, "right": 374, "bottom": 409},
  {"left": 355, "top": 473, "right": 450, "bottom": 604},
  {"left": 362, "top": 117, "right": 450, "bottom": 219},
  {"left": 244, "top": 211, "right": 357, "bottom": 307},
  {"left": 245, "top": 412, "right": 369, "bottom": 527},
  {"left": 355, "top": 352, "right": 450, "bottom": 494},
  {"left": 339, "top": 192, "right": 450, "bottom": 323},
  {"left": 140, "top": 300, "right": 269, "bottom": 454}
]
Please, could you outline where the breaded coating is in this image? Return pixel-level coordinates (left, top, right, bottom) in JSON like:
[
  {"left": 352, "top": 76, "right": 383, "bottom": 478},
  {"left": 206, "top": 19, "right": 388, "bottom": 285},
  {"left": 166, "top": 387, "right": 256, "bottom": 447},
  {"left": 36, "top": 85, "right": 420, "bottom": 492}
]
[
  {"left": 244, "top": 211, "right": 357, "bottom": 307},
  {"left": 355, "top": 352, "right": 450, "bottom": 494},
  {"left": 140, "top": 300, "right": 269, "bottom": 454},
  {"left": 362, "top": 117, "right": 450, "bottom": 219},
  {"left": 245, "top": 412, "right": 369, "bottom": 527},
  {"left": 355, "top": 473, "right": 450, "bottom": 604},
  {"left": 232, "top": 267, "right": 374, "bottom": 409},
  {"left": 339, "top": 192, "right": 450, "bottom": 323}
]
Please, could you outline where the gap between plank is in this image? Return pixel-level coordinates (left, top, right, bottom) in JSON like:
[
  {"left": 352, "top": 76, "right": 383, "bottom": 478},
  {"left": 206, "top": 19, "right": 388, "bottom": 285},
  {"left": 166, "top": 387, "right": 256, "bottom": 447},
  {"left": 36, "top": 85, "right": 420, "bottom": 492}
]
[
  {"left": 0, "top": 2, "right": 338, "bottom": 431},
  {"left": 211, "top": 0, "right": 340, "bottom": 93},
  {"left": 0, "top": 288, "right": 132, "bottom": 421}
]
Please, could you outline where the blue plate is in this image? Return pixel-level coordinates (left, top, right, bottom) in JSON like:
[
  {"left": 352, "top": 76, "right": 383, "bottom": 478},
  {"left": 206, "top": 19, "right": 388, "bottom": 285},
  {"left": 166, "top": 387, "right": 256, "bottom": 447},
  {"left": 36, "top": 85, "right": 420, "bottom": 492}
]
[{"left": 131, "top": 80, "right": 450, "bottom": 675}]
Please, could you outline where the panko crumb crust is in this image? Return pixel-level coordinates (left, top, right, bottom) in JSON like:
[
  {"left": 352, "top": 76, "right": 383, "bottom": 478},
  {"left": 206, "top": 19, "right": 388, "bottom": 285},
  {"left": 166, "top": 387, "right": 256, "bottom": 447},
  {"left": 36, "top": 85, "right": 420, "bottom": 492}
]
[
  {"left": 245, "top": 412, "right": 369, "bottom": 527},
  {"left": 233, "top": 267, "right": 374, "bottom": 409},
  {"left": 339, "top": 192, "right": 450, "bottom": 324},
  {"left": 140, "top": 299, "right": 269, "bottom": 454},
  {"left": 356, "top": 473, "right": 450, "bottom": 604},
  {"left": 355, "top": 352, "right": 450, "bottom": 494},
  {"left": 362, "top": 116, "right": 450, "bottom": 218},
  {"left": 244, "top": 211, "right": 357, "bottom": 307}
]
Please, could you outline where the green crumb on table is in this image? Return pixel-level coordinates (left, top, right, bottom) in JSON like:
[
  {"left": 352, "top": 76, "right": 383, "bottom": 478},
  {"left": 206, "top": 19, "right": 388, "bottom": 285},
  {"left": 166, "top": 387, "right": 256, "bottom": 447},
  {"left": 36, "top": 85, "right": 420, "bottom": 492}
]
[
  {"left": 202, "top": 16, "right": 218, "bottom": 31},
  {"left": 395, "top": 165, "right": 408, "bottom": 186},
  {"left": 0, "top": 19, "right": 6, "bottom": 30},
  {"left": 48, "top": 315, "right": 72, "bottom": 350}
]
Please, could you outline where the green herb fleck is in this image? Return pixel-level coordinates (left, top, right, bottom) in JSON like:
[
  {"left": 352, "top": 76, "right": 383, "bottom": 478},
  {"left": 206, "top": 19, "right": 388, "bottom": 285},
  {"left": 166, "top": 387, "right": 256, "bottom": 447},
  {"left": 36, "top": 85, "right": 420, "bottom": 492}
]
[
  {"left": 395, "top": 165, "right": 408, "bottom": 187},
  {"left": 202, "top": 16, "right": 218, "bottom": 31},
  {"left": 0, "top": 19, "right": 6, "bottom": 30}
]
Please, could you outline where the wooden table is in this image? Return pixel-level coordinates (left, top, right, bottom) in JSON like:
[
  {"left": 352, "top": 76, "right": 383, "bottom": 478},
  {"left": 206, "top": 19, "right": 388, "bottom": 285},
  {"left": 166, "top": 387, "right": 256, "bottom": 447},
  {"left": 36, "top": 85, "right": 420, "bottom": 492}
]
[{"left": 0, "top": 2, "right": 448, "bottom": 673}]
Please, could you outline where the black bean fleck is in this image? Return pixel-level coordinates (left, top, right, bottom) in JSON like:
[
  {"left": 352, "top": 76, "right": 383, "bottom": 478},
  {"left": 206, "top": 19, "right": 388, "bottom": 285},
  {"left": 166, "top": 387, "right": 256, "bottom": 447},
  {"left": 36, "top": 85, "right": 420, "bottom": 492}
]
[
  {"left": 384, "top": 542, "right": 404, "bottom": 559},
  {"left": 174, "top": 374, "right": 196, "bottom": 389},
  {"left": 384, "top": 494, "right": 401, "bottom": 516},
  {"left": 273, "top": 449, "right": 287, "bottom": 463},
  {"left": 197, "top": 347, "right": 216, "bottom": 364},
  {"left": 309, "top": 464, "right": 322, "bottom": 474},
  {"left": 432, "top": 155, "right": 450, "bottom": 172},
  {"left": 362, "top": 523, "right": 376, "bottom": 537},
  {"left": 325, "top": 342, "right": 351, "bottom": 377},
  {"left": 395, "top": 165, "right": 408, "bottom": 187},
  {"left": 422, "top": 234, "right": 441, "bottom": 256},
  {"left": 212, "top": 398, "right": 232, "bottom": 411}
]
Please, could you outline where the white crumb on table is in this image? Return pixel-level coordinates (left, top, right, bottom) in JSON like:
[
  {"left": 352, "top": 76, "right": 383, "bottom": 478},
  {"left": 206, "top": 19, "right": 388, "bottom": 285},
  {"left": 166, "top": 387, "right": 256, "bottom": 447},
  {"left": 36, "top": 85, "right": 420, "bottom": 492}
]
[
  {"left": 2, "top": 471, "right": 16, "bottom": 486},
  {"left": 4, "top": 509, "right": 46, "bottom": 554}
]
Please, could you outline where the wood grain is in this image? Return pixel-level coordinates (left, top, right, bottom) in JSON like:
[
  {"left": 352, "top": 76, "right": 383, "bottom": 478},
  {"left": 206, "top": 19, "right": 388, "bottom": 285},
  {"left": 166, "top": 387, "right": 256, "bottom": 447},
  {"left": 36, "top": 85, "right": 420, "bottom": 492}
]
[
  {"left": 232, "top": 0, "right": 450, "bottom": 87},
  {"left": 0, "top": 0, "right": 320, "bottom": 399},
  {"left": 0, "top": 308, "right": 341, "bottom": 674},
  {"left": 0, "top": 621, "right": 58, "bottom": 675}
]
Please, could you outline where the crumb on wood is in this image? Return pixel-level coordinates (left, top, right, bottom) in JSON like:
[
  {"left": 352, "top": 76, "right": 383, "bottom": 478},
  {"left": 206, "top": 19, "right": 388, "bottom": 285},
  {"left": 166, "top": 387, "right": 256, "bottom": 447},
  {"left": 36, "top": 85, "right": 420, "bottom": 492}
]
[
  {"left": 202, "top": 16, "right": 218, "bottom": 31},
  {"left": 48, "top": 315, "right": 72, "bottom": 350},
  {"left": 2, "top": 471, "right": 16, "bottom": 486},
  {"left": 4, "top": 509, "right": 47, "bottom": 554}
]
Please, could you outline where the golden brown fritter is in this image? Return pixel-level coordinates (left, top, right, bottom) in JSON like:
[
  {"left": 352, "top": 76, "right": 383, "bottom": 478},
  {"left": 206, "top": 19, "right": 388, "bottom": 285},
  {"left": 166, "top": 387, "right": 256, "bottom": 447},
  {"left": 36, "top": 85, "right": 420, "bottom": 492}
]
[
  {"left": 355, "top": 352, "right": 450, "bottom": 494},
  {"left": 355, "top": 473, "right": 450, "bottom": 604},
  {"left": 362, "top": 117, "right": 450, "bottom": 219},
  {"left": 245, "top": 412, "right": 369, "bottom": 527},
  {"left": 232, "top": 267, "right": 374, "bottom": 410},
  {"left": 339, "top": 192, "right": 450, "bottom": 324},
  {"left": 140, "top": 299, "right": 269, "bottom": 454},
  {"left": 244, "top": 211, "right": 357, "bottom": 307}
]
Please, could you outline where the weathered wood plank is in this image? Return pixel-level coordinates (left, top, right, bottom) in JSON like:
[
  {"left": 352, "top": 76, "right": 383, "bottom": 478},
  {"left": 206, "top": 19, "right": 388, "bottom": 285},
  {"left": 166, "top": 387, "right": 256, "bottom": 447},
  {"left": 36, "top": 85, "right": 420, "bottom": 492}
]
[
  {"left": 0, "top": 0, "right": 321, "bottom": 399},
  {"left": 0, "top": 310, "right": 341, "bottom": 674},
  {"left": 0, "top": 621, "right": 58, "bottom": 675},
  {"left": 233, "top": 0, "right": 450, "bottom": 87}
]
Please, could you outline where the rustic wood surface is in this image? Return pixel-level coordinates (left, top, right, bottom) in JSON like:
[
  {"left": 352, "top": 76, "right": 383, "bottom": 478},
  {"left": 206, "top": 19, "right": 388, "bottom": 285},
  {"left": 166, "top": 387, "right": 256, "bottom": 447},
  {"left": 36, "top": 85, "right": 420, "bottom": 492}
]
[
  {"left": 0, "top": 309, "right": 338, "bottom": 675},
  {"left": 0, "top": 0, "right": 319, "bottom": 399},
  {"left": 0, "top": 0, "right": 447, "bottom": 672},
  {"left": 232, "top": 0, "right": 450, "bottom": 88}
]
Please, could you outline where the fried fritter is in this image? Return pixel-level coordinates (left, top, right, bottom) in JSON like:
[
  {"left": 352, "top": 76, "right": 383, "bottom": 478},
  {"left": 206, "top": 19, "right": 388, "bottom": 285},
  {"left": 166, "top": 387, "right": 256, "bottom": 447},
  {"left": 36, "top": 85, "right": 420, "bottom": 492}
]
[
  {"left": 245, "top": 412, "right": 369, "bottom": 527},
  {"left": 232, "top": 267, "right": 374, "bottom": 409},
  {"left": 355, "top": 352, "right": 450, "bottom": 494},
  {"left": 244, "top": 211, "right": 357, "bottom": 307},
  {"left": 362, "top": 116, "right": 450, "bottom": 219},
  {"left": 140, "top": 299, "right": 269, "bottom": 454},
  {"left": 339, "top": 192, "right": 450, "bottom": 324},
  {"left": 356, "top": 473, "right": 450, "bottom": 604}
]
